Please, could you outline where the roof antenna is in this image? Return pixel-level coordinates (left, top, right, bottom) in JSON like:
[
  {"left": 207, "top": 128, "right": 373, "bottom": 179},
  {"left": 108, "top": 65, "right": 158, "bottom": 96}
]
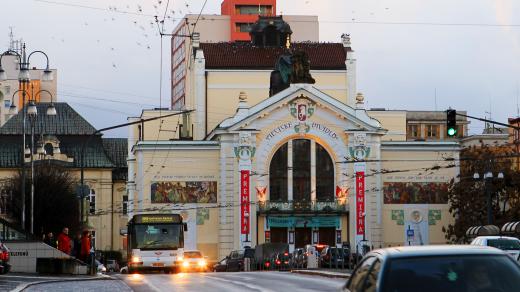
[
  {"left": 434, "top": 88, "right": 437, "bottom": 111},
  {"left": 516, "top": 82, "right": 520, "bottom": 118}
]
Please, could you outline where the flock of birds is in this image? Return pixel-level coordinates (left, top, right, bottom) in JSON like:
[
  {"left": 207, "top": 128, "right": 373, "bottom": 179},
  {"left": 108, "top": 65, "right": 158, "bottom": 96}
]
[
  {"left": 45, "top": 0, "right": 197, "bottom": 69},
  {"left": 40, "top": 0, "right": 392, "bottom": 70}
]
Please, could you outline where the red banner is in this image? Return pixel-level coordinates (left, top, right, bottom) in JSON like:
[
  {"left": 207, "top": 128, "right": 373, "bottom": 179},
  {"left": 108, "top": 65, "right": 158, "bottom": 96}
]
[
  {"left": 356, "top": 172, "right": 365, "bottom": 236},
  {"left": 240, "top": 170, "right": 250, "bottom": 234}
]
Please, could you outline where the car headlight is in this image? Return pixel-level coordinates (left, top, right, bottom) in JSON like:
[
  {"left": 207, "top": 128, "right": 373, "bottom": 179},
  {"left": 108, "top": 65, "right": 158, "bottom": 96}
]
[
  {"left": 182, "top": 261, "right": 189, "bottom": 267},
  {"left": 198, "top": 259, "right": 207, "bottom": 267}
]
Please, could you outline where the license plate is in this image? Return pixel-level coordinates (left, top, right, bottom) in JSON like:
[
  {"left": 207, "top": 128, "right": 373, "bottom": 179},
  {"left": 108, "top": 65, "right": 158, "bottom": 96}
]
[{"left": 152, "top": 262, "right": 164, "bottom": 267}]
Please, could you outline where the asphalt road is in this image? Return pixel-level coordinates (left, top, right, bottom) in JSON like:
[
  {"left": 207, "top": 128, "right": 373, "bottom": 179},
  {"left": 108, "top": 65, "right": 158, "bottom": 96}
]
[{"left": 118, "top": 271, "right": 345, "bottom": 292}]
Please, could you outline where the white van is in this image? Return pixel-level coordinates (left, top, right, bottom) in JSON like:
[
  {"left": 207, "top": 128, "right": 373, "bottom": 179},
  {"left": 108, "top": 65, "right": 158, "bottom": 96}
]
[{"left": 470, "top": 236, "right": 520, "bottom": 261}]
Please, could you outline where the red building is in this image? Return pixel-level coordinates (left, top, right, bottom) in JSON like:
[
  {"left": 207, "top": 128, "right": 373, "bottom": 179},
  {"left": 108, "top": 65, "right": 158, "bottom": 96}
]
[{"left": 221, "top": 0, "right": 276, "bottom": 41}]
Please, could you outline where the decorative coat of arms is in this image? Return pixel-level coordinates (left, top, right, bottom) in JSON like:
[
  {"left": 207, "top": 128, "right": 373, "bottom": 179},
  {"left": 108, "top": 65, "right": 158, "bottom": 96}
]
[
  {"left": 289, "top": 97, "right": 316, "bottom": 134},
  {"left": 349, "top": 146, "right": 371, "bottom": 160},
  {"left": 349, "top": 133, "right": 370, "bottom": 160},
  {"left": 234, "top": 133, "right": 256, "bottom": 161}
]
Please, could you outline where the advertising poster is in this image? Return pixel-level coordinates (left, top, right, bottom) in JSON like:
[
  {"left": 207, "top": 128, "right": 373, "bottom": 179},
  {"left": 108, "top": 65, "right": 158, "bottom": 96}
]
[
  {"left": 240, "top": 170, "right": 250, "bottom": 235},
  {"left": 356, "top": 172, "right": 365, "bottom": 236}
]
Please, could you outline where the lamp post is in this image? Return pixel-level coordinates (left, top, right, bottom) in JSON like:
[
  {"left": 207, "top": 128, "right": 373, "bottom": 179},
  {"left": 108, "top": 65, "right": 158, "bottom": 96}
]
[
  {"left": 0, "top": 44, "right": 53, "bottom": 232},
  {"left": 28, "top": 88, "right": 56, "bottom": 235},
  {"left": 473, "top": 171, "right": 504, "bottom": 225}
]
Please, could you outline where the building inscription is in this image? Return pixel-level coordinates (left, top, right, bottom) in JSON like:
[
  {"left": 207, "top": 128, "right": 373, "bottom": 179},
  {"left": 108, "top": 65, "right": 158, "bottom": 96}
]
[{"left": 265, "top": 122, "right": 338, "bottom": 140}]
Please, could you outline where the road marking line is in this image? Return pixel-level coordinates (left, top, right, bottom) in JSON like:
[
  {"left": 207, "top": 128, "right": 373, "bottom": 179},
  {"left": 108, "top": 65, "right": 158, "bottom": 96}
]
[
  {"left": 204, "top": 275, "right": 275, "bottom": 292},
  {"left": 141, "top": 276, "right": 163, "bottom": 292}
]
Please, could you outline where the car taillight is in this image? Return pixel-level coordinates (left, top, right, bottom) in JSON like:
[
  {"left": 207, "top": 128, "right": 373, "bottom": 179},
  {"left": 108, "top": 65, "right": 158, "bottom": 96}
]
[
  {"left": 265, "top": 262, "right": 270, "bottom": 268},
  {"left": 275, "top": 260, "right": 281, "bottom": 265},
  {"left": 1, "top": 251, "right": 9, "bottom": 261},
  {"left": 283, "top": 252, "right": 289, "bottom": 256}
]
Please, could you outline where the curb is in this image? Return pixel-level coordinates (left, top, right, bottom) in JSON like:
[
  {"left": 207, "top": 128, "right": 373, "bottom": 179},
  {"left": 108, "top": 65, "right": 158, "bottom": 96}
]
[
  {"left": 12, "top": 274, "right": 115, "bottom": 292},
  {"left": 291, "top": 269, "right": 350, "bottom": 279}
]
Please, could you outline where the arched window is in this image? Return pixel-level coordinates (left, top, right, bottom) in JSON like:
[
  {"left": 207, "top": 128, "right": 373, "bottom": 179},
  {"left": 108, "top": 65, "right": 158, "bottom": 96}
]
[
  {"left": 316, "top": 143, "right": 334, "bottom": 201},
  {"left": 44, "top": 143, "right": 54, "bottom": 156},
  {"left": 269, "top": 143, "right": 287, "bottom": 201},
  {"left": 88, "top": 189, "right": 96, "bottom": 215},
  {"left": 269, "top": 139, "right": 334, "bottom": 202}
]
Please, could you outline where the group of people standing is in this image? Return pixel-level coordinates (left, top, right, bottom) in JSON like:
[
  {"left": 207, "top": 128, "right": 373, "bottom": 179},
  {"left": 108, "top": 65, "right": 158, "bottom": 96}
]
[{"left": 42, "top": 227, "right": 93, "bottom": 263}]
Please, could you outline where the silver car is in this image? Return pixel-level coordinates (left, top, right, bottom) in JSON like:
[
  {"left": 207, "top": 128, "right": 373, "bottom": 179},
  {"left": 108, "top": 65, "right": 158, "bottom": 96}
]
[{"left": 343, "top": 245, "right": 520, "bottom": 292}]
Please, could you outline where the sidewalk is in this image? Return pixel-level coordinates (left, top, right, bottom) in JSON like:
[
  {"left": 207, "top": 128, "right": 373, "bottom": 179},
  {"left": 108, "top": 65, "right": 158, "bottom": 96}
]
[
  {"left": 11, "top": 274, "right": 129, "bottom": 292},
  {"left": 291, "top": 268, "right": 351, "bottom": 279}
]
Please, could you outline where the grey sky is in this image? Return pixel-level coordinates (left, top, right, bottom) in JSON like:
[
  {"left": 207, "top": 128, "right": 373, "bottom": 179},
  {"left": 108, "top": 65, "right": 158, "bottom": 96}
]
[{"left": 2, "top": 0, "right": 519, "bottom": 137}]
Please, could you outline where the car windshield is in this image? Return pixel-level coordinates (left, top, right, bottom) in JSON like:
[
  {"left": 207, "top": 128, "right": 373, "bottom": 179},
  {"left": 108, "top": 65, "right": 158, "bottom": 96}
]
[
  {"left": 384, "top": 255, "right": 520, "bottom": 292},
  {"left": 487, "top": 239, "right": 520, "bottom": 250},
  {"left": 184, "top": 251, "right": 202, "bottom": 258}
]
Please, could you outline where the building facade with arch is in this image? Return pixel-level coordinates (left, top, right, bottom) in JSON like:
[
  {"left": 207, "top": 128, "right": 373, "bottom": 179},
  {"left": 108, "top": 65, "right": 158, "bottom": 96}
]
[{"left": 128, "top": 83, "right": 460, "bottom": 261}]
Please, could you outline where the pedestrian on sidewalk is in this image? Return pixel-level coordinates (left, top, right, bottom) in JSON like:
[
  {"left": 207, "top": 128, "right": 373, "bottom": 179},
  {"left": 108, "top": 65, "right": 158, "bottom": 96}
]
[
  {"left": 43, "top": 232, "right": 57, "bottom": 248},
  {"left": 57, "top": 227, "right": 72, "bottom": 255},
  {"left": 80, "top": 230, "right": 91, "bottom": 263},
  {"left": 71, "top": 232, "right": 82, "bottom": 259}
]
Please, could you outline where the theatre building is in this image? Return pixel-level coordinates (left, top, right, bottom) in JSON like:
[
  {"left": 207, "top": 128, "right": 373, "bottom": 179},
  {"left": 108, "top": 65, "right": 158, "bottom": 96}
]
[{"left": 127, "top": 16, "right": 462, "bottom": 261}]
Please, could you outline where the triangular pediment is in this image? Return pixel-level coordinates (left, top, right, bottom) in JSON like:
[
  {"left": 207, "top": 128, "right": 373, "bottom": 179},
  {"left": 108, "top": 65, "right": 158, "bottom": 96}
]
[{"left": 208, "top": 84, "right": 384, "bottom": 139}]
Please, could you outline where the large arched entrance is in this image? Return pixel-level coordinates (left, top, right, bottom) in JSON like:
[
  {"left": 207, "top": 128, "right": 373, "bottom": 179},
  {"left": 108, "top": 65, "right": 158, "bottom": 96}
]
[{"left": 268, "top": 138, "right": 336, "bottom": 247}]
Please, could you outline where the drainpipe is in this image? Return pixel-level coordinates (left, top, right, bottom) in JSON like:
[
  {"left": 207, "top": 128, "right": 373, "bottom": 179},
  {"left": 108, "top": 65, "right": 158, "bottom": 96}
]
[{"left": 111, "top": 181, "right": 114, "bottom": 251}]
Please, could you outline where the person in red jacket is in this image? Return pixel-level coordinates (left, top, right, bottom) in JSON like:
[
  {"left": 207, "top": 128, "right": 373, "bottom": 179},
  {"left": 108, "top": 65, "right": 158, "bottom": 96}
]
[
  {"left": 57, "top": 227, "right": 71, "bottom": 255},
  {"left": 80, "top": 230, "right": 91, "bottom": 263}
]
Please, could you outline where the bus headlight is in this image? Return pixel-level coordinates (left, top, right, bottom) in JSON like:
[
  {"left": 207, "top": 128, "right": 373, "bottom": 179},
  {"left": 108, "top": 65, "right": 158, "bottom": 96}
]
[
  {"left": 177, "top": 256, "right": 183, "bottom": 262},
  {"left": 131, "top": 256, "right": 142, "bottom": 263},
  {"left": 198, "top": 259, "right": 207, "bottom": 267},
  {"left": 182, "top": 261, "right": 189, "bottom": 268}
]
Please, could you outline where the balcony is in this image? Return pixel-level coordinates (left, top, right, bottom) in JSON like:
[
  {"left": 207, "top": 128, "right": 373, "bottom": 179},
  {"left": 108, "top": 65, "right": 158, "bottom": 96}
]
[{"left": 257, "top": 200, "right": 348, "bottom": 214}]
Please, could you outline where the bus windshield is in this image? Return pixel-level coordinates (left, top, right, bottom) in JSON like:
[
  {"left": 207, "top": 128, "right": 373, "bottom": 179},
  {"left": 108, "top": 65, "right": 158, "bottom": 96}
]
[{"left": 132, "top": 224, "right": 183, "bottom": 250}]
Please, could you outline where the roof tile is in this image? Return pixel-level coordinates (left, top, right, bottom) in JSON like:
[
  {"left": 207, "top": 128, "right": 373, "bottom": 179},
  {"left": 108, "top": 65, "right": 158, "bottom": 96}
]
[{"left": 200, "top": 42, "right": 347, "bottom": 70}]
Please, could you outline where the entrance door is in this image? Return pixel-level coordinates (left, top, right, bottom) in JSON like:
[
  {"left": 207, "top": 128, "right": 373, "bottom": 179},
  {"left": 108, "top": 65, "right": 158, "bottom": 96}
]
[
  {"left": 295, "top": 228, "right": 312, "bottom": 248},
  {"left": 319, "top": 227, "right": 336, "bottom": 246},
  {"left": 270, "top": 227, "right": 288, "bottom": 243}
]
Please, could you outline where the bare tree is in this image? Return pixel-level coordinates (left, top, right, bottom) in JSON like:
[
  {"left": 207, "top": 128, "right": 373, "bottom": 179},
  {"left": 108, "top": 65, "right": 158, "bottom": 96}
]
[{"left": 4, "top": 163, "right": 80, "bottom": 236}]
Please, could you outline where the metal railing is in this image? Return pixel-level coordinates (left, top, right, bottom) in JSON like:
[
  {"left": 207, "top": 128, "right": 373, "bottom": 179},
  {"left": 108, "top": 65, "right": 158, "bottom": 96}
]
[{"left": 257, "top": 200, "right": 347, "bottom": 213}]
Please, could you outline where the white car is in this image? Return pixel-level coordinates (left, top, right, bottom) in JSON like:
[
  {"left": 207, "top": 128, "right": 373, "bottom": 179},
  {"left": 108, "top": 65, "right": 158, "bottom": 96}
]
[
  {"left": 470, "top": 236, "right": 520, "bottom": 261},
  {"left": 180, "top": 250, "right": 208, "bottom": 272}
]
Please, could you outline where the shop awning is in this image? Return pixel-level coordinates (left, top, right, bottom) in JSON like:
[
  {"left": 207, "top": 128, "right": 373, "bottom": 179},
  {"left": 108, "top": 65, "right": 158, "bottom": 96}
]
[
  {"left": 465, "top": 225, "right": 500, "bottom": 237},
  {"left": 501, "top": 221, "right": 520, "bottom": 234}
]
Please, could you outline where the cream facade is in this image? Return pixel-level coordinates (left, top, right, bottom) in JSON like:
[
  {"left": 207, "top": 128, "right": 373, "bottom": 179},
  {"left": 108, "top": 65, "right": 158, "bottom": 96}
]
[{"left": 129, "top": 84, "right": 462, "bottom": 260}]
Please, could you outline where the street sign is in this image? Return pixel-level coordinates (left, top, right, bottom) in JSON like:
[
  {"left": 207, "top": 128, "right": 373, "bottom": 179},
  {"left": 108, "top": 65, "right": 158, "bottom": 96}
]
[
  {"left": 76, "top": 184, "right": 89, "bottom": 199},
  {"left": 407, "top": 229, "right": 414, "bottom": 238}
]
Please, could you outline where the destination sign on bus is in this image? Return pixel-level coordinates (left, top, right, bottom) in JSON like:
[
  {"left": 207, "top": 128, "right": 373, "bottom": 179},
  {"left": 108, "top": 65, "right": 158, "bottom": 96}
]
[{"left": 134, "top": 214, "right": 182, "bottom": 224}]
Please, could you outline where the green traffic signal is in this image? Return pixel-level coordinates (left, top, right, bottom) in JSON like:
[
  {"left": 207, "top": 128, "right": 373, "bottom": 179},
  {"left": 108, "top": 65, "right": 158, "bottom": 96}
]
[
  {"left": 447, "top": 127, "right": 457, "bottom": 137},
  {"left": 446, "top": 109, "right": 457, "bottom": 137}
]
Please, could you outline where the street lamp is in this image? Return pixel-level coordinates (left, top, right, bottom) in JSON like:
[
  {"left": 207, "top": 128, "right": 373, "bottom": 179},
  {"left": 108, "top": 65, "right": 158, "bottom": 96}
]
[
  {"left": 0, "top": 43, "right": 53, "bottom": 232},
  {"left": 473, "top": 170, "right": 504, "bottom": 225},
  {"left": 10, "top": 88, "right": 56, "bottom": 235}
]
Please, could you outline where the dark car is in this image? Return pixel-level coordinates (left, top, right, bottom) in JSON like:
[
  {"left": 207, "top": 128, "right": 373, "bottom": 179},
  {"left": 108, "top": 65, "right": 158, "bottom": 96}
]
[
  {"left": 0, "top": 242, "right": 10, "bottom": 274},
  {"left": 213, "top": 258, "right": 227, "bottom": 272},
  {"left": 226, "top": 247, "right": 255, "bottom": 272},
  {"left": 273, "top": 251, "right": 291, "bottom": 270},
  {"left": 343, "top": 245, "right": 520, "bottom": 292},
  {"left": 320, "top": 246, "right": 346, "bottom": 268}
]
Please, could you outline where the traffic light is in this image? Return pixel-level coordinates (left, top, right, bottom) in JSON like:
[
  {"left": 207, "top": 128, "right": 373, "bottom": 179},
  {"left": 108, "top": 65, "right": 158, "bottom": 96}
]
[{"left": 446, "top": 109, "right": 457, "bottom": 137}]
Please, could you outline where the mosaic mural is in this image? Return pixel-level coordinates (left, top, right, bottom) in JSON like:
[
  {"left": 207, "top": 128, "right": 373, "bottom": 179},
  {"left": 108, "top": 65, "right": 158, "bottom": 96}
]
[
  {"left": 151, "top": 181, "right": 217, "bottom": 204},
  {"left": 383, "top": 182, "right": 448, "bottom": 204}
]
